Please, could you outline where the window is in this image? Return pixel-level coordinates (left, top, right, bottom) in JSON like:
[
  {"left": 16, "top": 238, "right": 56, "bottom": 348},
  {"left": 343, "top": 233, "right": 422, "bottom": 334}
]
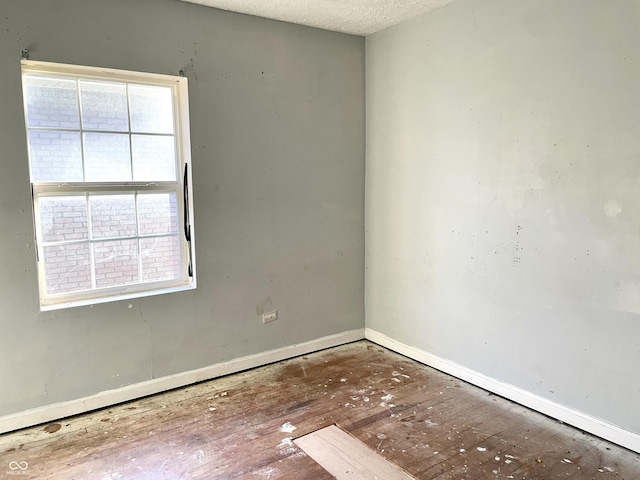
[{"left": 21, "top": 61, "right": 196, "bottom": 310}]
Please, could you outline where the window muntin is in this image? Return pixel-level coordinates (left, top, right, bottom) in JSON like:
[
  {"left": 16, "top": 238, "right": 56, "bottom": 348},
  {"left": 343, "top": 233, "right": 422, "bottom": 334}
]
[{"left": 22, "top": 61, "right": 196, "bottom": 310}]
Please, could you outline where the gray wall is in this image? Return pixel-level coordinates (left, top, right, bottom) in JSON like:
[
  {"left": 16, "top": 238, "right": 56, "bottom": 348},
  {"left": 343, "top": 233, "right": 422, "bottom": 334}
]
[
  {"left": 366, "top": 0, "right": 640, "bottom": 434},
  {"left": 0, "top": 0, "right": 364, "bottom": 416}
]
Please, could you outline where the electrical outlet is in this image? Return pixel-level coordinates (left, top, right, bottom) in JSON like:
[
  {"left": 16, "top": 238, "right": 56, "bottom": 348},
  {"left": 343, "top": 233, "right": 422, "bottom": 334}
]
[{"left": 262, "top": 310, "right": 278, "bottom": 324}]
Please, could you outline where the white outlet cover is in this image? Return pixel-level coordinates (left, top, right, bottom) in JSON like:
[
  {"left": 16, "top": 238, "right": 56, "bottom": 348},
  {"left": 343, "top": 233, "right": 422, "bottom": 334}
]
[{"left": 263, "top": 310, "right": 278, "bottom": 323}]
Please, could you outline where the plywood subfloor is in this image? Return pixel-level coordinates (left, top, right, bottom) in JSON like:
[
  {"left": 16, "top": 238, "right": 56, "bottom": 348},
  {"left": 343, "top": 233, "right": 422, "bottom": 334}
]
[{"left": 1, "top": 340, "right": 639, "bottom": 479}]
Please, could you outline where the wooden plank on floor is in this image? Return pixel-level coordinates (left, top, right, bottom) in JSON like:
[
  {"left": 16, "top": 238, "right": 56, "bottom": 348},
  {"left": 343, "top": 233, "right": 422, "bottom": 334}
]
[{"left": 294, "top": 424, "right": 415, "bottom": 480}]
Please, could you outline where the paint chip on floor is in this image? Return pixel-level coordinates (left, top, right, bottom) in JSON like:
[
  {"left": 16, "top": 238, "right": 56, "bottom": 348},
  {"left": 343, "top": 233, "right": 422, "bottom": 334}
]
[{"left": 280, "top": 422, "right": 297, "bottom": 433}]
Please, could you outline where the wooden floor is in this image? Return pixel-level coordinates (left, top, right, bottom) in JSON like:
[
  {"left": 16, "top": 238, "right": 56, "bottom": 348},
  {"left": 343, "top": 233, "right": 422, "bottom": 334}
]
[{"left": 1, "top": 341, "right": 639, "bottom": 479}]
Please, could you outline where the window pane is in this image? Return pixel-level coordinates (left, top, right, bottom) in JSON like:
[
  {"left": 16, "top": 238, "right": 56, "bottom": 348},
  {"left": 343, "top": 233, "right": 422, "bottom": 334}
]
[
  {"left": 83, "top": 133, "right": 131, "bottom": 181},
  {"left": 79, "top": 81, "right": 129, "bottom": 132},
  {"left": 94, "top": 239, "right": 139, "bottom": 288},
  {"left": 141, "top": 236, "right": 181, "bottom": 282},
  {"left": 28, "top": 131, "right": 83, "bottom": 182},
  {"left": 131, "top": 135, "right": 176, "bottom": 181},
  {"left": 129, "top": 85, "right": 174, "bottom": 134},
  {"left": 138, "top": 193, "right": 179, "bottom": 235},
  {"left": 43, "top": 243, "right": 91, "bottom": 295},
  {"left": 90, "top": 194, "right": 137, "bottom": 239},
  {"left": 39, "top": 196, "right": 88, "bottom": 243},
  {"left": 24, "top": 76, "right": 80, "bottom": 129}
]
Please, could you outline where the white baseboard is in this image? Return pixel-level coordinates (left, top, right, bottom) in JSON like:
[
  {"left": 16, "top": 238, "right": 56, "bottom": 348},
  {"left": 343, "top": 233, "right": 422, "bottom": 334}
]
[
  {"left": 365, "top": 328, "right": 640, "bottom": 454},
  {"left": 0, "top": 329, "right": 365, "bottom": 435}
]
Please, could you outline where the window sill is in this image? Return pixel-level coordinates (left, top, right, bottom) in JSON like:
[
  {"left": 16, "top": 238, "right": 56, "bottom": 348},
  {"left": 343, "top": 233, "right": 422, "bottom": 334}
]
[{"left": 40, "top": 282, "right": 196, "bottom": 312}]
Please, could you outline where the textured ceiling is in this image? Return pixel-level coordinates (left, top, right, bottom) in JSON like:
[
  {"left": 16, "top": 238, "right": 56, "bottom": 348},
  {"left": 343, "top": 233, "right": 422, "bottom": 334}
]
[{"left": 179, "top": 0, "right": 456, "bottom": 36}]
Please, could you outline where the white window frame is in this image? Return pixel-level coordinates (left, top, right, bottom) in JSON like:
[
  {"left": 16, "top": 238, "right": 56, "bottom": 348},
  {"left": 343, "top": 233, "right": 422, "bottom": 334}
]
[{"left": 21, "top": 60, "right": 197, "bottom": 311}]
